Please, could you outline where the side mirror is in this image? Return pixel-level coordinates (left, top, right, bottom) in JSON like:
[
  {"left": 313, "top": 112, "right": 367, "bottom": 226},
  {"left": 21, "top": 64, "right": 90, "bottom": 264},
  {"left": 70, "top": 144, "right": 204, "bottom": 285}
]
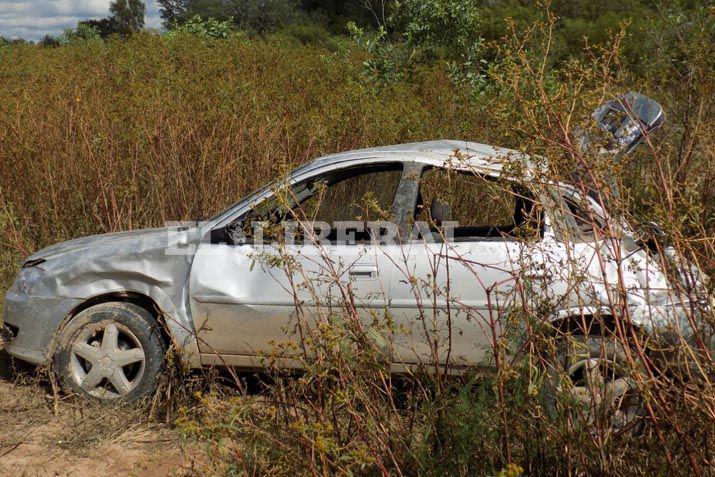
[
  {"left": 572, "top": 92, "right": 665, "bottom": 202},
  {"left": 593, "top": 92, "right": 665, "bottom": 154}
]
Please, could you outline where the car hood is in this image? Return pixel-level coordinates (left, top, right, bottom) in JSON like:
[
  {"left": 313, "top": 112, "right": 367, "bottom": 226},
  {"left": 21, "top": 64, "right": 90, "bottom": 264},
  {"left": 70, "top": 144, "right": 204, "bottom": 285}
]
[{"left": 27, "top": 227, "right": 175, "bottom": 262}]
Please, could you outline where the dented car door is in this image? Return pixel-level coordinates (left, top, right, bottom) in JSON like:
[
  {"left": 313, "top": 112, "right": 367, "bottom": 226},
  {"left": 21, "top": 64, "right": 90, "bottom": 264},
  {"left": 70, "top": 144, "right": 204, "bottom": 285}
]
[{"left": 188, "top": 163, "right": 404, "bottom": 365}]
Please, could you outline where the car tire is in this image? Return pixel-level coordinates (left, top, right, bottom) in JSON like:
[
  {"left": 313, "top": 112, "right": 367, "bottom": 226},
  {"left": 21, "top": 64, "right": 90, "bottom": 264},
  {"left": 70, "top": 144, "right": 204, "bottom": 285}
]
[
  {"left": 542, "top": 335, "right": 644, "bottom": 434},
  {"left": 54, "top": 302, "right": 165, "bottom": 402}
]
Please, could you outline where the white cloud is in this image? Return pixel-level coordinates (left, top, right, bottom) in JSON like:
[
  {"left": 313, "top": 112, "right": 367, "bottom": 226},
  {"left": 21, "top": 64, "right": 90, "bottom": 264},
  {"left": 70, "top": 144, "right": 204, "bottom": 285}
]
[{"left": 0, "top": 0, "right": 162, "bottom": 41}]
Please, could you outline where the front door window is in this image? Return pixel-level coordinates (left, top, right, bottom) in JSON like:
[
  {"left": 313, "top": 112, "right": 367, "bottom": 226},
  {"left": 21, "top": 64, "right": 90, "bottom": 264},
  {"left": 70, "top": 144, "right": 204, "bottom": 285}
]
[
  {"left": 236, "top": 164, "right": 403, "bottom": 245},
  {"left": 191, "top": 163, "right": 404, "bottom": 359}
]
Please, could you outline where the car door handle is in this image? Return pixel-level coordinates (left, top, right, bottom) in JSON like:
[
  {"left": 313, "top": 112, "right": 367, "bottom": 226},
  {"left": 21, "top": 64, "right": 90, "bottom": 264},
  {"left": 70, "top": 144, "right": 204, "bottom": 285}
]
[{"left": 349, "top": 266, "right": 378, "bottom": 278}]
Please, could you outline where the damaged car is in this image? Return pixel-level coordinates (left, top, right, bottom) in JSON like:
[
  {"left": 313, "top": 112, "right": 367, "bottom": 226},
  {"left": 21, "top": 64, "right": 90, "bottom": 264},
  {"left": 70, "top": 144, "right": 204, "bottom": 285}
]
[{"left": 2, "top": 94, "right": 711, "bottom": 430}]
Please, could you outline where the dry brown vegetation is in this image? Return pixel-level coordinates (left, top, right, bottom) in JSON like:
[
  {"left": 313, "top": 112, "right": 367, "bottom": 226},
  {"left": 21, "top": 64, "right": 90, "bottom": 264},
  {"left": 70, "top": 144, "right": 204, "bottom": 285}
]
[
  {"left": 0, "top": 347, "right": 199, "bottom": 476},
  {"left": 0, "top": 10, "right": 713, "bottom": 477}
]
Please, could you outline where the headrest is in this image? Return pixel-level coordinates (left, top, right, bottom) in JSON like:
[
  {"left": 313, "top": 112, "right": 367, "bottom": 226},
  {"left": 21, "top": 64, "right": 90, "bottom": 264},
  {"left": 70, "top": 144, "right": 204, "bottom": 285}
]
[{"left": 430, "top": 198, "right": 452, "bottom": 225}]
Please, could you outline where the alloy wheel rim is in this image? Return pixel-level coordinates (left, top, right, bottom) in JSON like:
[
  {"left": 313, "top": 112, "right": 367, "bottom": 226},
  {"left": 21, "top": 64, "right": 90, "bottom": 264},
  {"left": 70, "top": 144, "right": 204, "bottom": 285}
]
[
  {"left": 564, "top": 356, "right": 641, "bottom": 432},
  {"left": 69, "top": 322, "right": 145, "bottom": 399}
]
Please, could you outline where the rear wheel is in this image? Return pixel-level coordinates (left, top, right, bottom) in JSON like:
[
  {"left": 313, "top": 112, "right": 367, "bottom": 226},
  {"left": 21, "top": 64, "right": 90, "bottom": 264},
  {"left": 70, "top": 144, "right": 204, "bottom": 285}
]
[
  {"left": 543, "top": 336, "right": 644, "bottom": 434},
  {"left": 54, "top": 302, "right": 165, "bottom": 402}
]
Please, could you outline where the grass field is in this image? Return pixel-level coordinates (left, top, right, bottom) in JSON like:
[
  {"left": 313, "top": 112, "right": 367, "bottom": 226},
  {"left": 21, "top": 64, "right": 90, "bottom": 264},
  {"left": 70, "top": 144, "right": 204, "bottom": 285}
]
[{"left": 0, "top": 23, "right": 713, "bottom": 476}]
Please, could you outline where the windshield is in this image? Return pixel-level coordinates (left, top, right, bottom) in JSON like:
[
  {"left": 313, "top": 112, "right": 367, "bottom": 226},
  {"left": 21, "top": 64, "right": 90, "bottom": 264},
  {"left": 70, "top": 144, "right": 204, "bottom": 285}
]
[
  {"left": 206, "top": 160, "right": 331, "bottom": 225},
  {"left": 206, "top": 180, "right": 278, "bottom": 225}
]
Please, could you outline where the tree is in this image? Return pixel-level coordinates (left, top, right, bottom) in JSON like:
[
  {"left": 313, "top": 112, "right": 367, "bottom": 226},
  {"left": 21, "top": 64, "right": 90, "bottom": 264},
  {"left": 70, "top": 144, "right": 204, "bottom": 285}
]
[
  {"left": 157, "top": 0, "right": 190, "bottom": 27},
  {"left": 395, "top": 0, "right": 482, "bottom": 62},
  {"left": 79, "top": 18, "right": 119, "bottom": 38},
  {"left": 359, "top": 0, "right": 390, "bottom": 28},
  {"left": 58, "top": 23, "right": 102, "bottom": 45},
  {"left": 39, "top": 35, "right": 61, "bottom": 47},
  {"left": 158, "top": 0, "right": 299, "bottom": 34},
  {"left": 229, "top": 0, "right": 298, "bottom": 34},
  {"left": 110, "top": 0, "right": 146, "bottom": 34}
]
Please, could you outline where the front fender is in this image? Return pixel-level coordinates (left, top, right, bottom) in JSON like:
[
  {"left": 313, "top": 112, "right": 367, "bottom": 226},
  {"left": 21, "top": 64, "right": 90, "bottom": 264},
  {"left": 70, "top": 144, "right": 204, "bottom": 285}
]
[{"left": 59, "top": 282, "right": 201, "bottom": 368}]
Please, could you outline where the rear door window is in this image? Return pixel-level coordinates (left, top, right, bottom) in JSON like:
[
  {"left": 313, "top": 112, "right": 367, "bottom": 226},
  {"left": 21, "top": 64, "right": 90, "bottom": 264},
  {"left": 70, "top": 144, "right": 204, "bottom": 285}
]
[{"left": 414, "top": 167, "right": 543, "bottom": 241}]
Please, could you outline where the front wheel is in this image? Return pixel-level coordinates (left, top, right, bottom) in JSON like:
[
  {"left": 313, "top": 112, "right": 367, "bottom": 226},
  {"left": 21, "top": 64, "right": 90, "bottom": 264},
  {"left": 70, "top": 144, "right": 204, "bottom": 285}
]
[
  {"left": 542, "top": 336, "right": 645, "bottom": 434},
  {"left": 54, "top": 302, "right": 165, "bottom": 402}
]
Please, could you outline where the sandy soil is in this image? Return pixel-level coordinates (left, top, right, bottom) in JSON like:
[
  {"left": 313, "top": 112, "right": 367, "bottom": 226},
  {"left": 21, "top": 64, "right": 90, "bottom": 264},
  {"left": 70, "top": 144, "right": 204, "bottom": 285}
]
[{"left": 0, "top": 354, "right": 198, "bottom": 477}]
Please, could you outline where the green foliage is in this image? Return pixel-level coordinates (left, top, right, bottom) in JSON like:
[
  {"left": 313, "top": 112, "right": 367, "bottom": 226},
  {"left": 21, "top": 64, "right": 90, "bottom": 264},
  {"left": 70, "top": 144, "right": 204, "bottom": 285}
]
[
  {"left": 53, "top": 11, "right": 127, "bottom": 43},
  {"left": 57, "top": 23, "right": 103, "bottom": 46},
  {"left": 158, "top": 0, "right": 190, "bottom": 27},
  {"left": 167, "top": 15, "right": 234, "bottom": 39},
  {"left": 230, "top": 0, "right": 299, "bottom": 34},
  {"left": 79, "top": 18, "right": 119, "bottom": 38},
  {"left": 147, "top": 0, "right": 714, "bottom": 88},
  {"left": 347, "top": 0, "right": 487, "bottom": 88},
  {"left": 275, "top": 20, "right": 338, "bottom": 49},
  {"left": 347, "top": 22, "right": 407, "bottom": 84},
  {"left": 395, "top": 0, "right": 486, "bottom": 88},
  {"left": 110, "top": 0, "right": 146, "bottom": 34},
  {"left": 397, "top": 0, "right": 482, "bottom": 59},
  {"left": 158, "top": 0, "right": 388, "bottom": 31},
  {"left": 159, "top": 0, "right": 299, "bottom": 34},
  {"left": 341, "top": 0, "right": 714, "bottom": 97},
  {"left": 0, "top": 37, "right": 29, "bottom": 47}
]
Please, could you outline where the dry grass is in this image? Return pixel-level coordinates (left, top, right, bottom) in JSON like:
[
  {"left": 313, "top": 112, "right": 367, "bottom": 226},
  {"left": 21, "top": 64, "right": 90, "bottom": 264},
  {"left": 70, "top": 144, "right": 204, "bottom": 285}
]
[
  {"left": 0, "top": 17, "right": 713, "bottom": 477},
  {"left": 0, "top": 348, "right": 199, "bottom": 476}
]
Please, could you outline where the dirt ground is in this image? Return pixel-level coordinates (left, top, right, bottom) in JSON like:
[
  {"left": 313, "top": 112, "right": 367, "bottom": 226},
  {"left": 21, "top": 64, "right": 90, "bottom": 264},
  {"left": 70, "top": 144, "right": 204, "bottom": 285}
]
[{"left": 0, "top": 353, "right": 199, "bottom": 477}]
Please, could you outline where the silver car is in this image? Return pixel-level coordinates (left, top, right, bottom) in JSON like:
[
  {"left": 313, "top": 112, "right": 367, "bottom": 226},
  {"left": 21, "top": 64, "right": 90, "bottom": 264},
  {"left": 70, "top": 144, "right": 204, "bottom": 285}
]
[{"left": 2, "top": 96, "right": 710, "bottom": 413}]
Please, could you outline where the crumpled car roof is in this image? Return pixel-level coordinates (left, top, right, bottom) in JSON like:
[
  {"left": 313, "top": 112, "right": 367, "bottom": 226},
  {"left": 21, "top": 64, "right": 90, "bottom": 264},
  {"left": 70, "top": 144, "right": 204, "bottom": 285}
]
[{"left": 295, "top": 140, "right": 530, "bottom": 177}]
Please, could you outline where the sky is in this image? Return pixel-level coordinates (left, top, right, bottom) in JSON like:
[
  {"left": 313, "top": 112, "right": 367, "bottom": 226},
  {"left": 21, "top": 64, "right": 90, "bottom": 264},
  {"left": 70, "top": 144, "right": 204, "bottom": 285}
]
[{"left": 0, "top": 0, "right": 163, "bottom": 41}]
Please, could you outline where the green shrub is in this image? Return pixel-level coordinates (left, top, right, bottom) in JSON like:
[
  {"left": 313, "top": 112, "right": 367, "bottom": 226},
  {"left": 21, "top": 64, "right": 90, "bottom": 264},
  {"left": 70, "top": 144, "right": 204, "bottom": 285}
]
[
  {"left": 274, "top": 21, "right": 338, "bottom": 49},
  {"left": 166, "top": 15, "right": 234, "bottom": 39},
  {"left": 57, "top": 23, "right": 103, "bottom": 46}
]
